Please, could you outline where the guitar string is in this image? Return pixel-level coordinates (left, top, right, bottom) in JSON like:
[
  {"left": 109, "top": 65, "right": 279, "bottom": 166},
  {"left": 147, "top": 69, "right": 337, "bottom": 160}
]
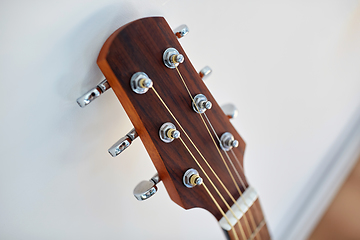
[
  {"left": 174, "top": 65, "right": 257, "bottom": 238},
  {"left": 203, "top": 114, "right": 246, "bottom": 187},
  {"left": 230, "top": 148, "right": 268, "bottom": 230},
  {"left": 178, "top": 138, "right": 246, "bottom": 239},
  {"left": 202, "top": 182, "right": 239, "bottom": 240},
  {"left": 151, "top": 86, "right": 248, "bottom": 239},
  {"left": 202, "top": 112, "right": 261, "bottom": 239},
  {"left": 203, "top": 113, "right": 268, "bottom": 239},
  {"left": 249, "top": 220, "right": 266, "bottom": 240},
  {"left": 151, "top": 85, "right": 245, "bottom": 239},
  {"left": 179, "top": 136, "right": 242, "bottom": 240}
]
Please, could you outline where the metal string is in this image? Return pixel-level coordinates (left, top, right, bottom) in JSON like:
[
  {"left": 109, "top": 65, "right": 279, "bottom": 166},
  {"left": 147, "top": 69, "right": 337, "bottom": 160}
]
[
  {"left": 151, "top": 85, "right": 268, "bottom": 239},
  {"left": 174, "top": 66, "right": 255, "bottom": 238},
  {"left": 150, "top": 86, "right": 244, "bottom": 239},
  {"left": 203, "top": 113, "right": 260, "bottom": 239},
  {"left": 248, "top": 220, "right": 266, "bottom": 240},
  {"left": 202, "top": 182, "right": 239, "bottom": 240},
  {"left": 179, "top": 136, "right": 244, "bottom": 240},
  {"left": 152, "top": 85, "right": 251, "bottom": 238},
  {"left": 230, "top": 149, "right": 268, "bottom": 239},
  {"left": 151, "top": 86, "right": 246, "bottom": 239},
  {"left": 203, "top": 113, "right": 246, "bottom": 188}
]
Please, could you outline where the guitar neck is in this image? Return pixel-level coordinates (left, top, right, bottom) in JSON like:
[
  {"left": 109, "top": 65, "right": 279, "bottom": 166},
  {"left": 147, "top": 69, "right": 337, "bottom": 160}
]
[{"left": 221, "top": 187, "right": 271, "bottom": 240}]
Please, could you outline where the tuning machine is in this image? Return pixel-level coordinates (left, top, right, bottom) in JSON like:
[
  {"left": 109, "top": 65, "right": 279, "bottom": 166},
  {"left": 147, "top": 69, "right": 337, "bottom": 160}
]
[
  {"left": 76, "top": 79, "right": 111, "bottom": 107},
  {"left": 220, "top": 132, "right": 239, "bottom": 151},
  {"left": 173, "top": 24, "right": 189, "bottom": 39},
  {"left": 199, "top": 66, "right": 212, "bottom": 80},
  {"left": 221, "top": 103, "right": 238, "bottom": 119},
  {"left": 108, "top": 128, "right": 138, "bottom": 157},
  {"left": 133, "top": 173, "right": 161, "bottom": 201}
]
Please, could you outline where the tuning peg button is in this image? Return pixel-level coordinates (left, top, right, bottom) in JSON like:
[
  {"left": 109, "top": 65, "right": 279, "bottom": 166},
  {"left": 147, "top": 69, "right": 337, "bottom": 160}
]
[
  {"left": 133, "top": 173, "right": 160, "bottom": 201},
  {"left": 199, "top": 66, "right": 212, "bottom": 80},
  {"left": 108, "top": 128, "right": 138, "bottom": 157},
  {"left": 221, "top": 103, "right": 238, "bottom": 119},
  {"left": 76, "top": 79, "right": 110, "bottom": 107},
  {"left": 173, "top": 24, "right": 189, "bottom": 39}
]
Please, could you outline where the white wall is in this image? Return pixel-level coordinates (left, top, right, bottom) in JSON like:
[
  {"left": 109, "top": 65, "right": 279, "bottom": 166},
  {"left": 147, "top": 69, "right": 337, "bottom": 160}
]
[{"left": 1, "top": 0, "right": 360, "bottom": 239}]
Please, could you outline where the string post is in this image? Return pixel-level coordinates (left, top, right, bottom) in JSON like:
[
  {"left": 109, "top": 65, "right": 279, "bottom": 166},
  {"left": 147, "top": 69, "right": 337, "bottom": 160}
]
[
  {"left": 171, "top": 54, "right": 184, "bottom": 64},
  {"left": 139, "top": 78, "right": 153, "bottom": 89},
  {"left": 192, "top": 94, "right": 212, "bottom": 114},
  {"left": 190, "top": 174, "right": 203, "bottom": 186},
  {"left": 131, "top": 72, "right": 153, "bottom": 94},
  {"left": 231, "top": 140, "right": 239, "bottom": 148},
  {"left": 163, "top": 47, "right": 184, "bottom": 69},
  {"left": 220, "top": 132, "right": 239, "bottom": 151},
  {"left": 159, "top": 122, "right": 179, "bottom": 143},
  {"left": 183, "top": 168, "right": 202, "bottom": 188},
  {"left": 166, "top": 128, "right": 180, "bottom": 140},
  {"left": 201, "top": 100, "right": 212, "bottom": 110}
]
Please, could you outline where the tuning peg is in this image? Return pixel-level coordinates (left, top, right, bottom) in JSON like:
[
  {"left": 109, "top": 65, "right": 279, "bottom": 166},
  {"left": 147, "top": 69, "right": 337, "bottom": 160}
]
[
  {"left": 108, "top": 128, "right": 138, "bottom": 157},
  {"left": 221, "top": 103, "right": 238, "bottom": 119},
  {"left": 199, "top": 66, "right": 212, "bottom": 80},
  {"left": 220, "top": 132, "right": 239, "bottom": 151},
  {"left": 173, "top": 24, "right": 189, "bottom": 39},
  {"left": 76, "top": 79, "right": 111, "bottom": 107},
  {"left": 133, "top": 173, "right": 161, "bottom": 201}
]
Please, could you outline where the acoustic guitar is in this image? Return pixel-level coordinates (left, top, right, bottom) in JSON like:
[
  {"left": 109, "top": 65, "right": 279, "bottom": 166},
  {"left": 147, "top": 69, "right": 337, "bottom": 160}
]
[{"left": 77, "top": 16, "right": 271, "bottom": 240}]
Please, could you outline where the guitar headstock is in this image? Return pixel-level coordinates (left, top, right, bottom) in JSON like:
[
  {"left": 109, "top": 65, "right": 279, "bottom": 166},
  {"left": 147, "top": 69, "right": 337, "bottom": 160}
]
[{"left": 78, "top": 17, "right": 248, "bottom": 221}]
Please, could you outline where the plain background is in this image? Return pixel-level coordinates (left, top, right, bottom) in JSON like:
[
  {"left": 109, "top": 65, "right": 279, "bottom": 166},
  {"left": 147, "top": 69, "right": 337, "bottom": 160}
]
[{"left": 1, "top": 0, "right": 360, "bottom": 239}]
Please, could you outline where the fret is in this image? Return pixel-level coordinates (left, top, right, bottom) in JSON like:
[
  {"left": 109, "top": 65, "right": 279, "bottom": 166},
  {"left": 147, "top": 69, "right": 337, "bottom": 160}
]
[{"left": 249, "top": 220, "right": 266, "bottom": 240}]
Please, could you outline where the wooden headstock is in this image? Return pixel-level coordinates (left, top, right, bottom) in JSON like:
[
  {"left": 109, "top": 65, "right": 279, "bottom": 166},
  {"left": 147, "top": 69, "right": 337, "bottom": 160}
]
[{"left": 96, "top": 17, "right": 248, "bottom": 221}]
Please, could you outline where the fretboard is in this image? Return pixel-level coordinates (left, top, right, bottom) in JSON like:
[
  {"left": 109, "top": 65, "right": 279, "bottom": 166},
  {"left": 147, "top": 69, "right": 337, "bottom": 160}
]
[{"left": 220, "top": 187, "right": 271, "bottom": 240}]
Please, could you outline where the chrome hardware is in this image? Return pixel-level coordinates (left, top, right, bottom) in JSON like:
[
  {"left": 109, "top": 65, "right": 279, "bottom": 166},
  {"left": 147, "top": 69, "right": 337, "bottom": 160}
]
[
  {"left": 192, "top": 94, "right": 212, "bottom": 114},
  {"left": 220, "top": 132, "right": 239, "bottom": 151},
  {"left": 130, "top": 72, "right": 153, "bottom": 94},
  {"left": 173, "top": 24, "right": 189, "bottom": 39},
  {"left": 221, "top": 103, "right": 238, "bottom": 119},
  {"left": 159, "top": 122, "right": 180, "bottom": 143},
  {"left": 199, "top": 66, "right": 212, "bottom": 80},
  {"left": 183, "top": 169, "right": 203, "bottom": 188},
  {"left": 76, "top": 79, "right": 110, "bottom": 107},
  {"left": 133, "top": 173, "right": 161, "bottom": 201},
  {"left": 108, "top": 128, "right": 138, "bottom": 157},
  {"left": 163, "top": 47, "right": 184, "bottom": 69}
]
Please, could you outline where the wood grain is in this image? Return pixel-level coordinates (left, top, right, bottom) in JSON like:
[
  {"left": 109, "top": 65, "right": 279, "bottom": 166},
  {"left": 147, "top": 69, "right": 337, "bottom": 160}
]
[{"left": 97, "top": 17, "right": 269, "bottom": 240}]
